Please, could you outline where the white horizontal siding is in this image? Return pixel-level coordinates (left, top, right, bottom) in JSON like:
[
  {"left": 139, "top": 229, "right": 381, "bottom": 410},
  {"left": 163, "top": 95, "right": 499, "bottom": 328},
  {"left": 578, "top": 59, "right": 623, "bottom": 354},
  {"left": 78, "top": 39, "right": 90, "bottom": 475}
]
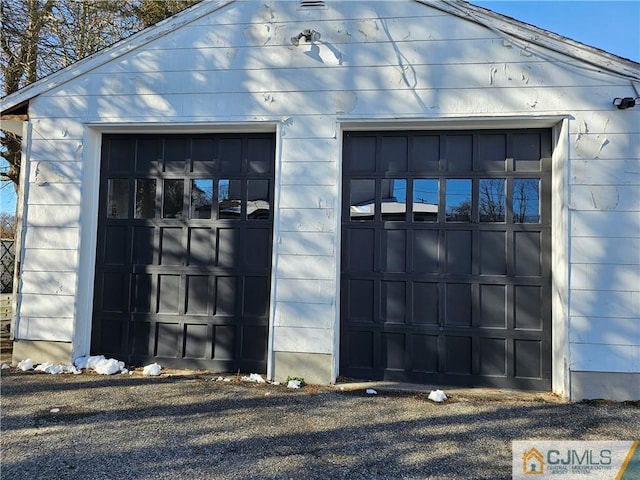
[
  {"left": 275, "top": 279, "right": 335, "bottom": 305},
  {"left": 277, "top": 254, "right": 335, "bottom": 280},
  {"left": 25, "top": 205, "right": 81, "bottom": 227},
  {"left": 24, "top": 227, "right": 79, "bottom": 250},
  {"left": 22, "top": 317, "right": 73, "bottom": 342},
  {"left": 570, "top": 237, "right": 640, "bottom": 265},
  {"left": 570, "top": 211, "right": 640, "bottom": 238},
  {"left": 21, "top": 271, "right": 77, "bottom": 295},
  {"left": 273, "top": 326, "right": 333, "bottom": 354},
  {"left": 276, "top": 232, "right": 335, "bottom": 256},
  {"left": 569, "top": 185, "right": 640, "bottom": 212},
  {"left": 21, "top": 249, "right": 78, "bottom": 272},
  {"left": 20, "top": 293, "right": 75, "bottom": 318},
  {"left": 571, "top": 159, "right": 640, "bottom": 186},
  {"left": 275, "top": 302, "right": 334, "bottom": 328},
  {"left": 570, "top": 316, "right": 640, "bottom": 345},
  {"left": 571, "top": 264, "right": 640, "bottom": 291},
  {"left": 570, "top": 291, "right": 639, "bottom": 319},
  {"left": 570, "top": 343, "right": 639, "bottom": 373}
]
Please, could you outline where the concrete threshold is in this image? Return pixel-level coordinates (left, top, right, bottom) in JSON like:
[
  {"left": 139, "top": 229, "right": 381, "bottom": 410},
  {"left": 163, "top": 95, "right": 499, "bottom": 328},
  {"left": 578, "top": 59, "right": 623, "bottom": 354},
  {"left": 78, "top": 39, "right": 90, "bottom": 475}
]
[{"left": 333, "top": 380, "right": 566, "bottom": 403}]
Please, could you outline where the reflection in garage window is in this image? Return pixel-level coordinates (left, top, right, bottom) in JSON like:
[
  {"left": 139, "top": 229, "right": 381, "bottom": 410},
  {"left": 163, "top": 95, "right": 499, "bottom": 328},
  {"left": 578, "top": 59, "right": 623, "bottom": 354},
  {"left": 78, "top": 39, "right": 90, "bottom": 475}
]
[
  {"left": 446, "top": 179, "right": 471, "bottom": 222},
  {"left": 479, "top": 178, "right": 505, "bottom": 222},
  {"left": 135, "top": 179, "right": 156, "bottom": 218},
  {"left": 218, "top": 179, "right": 242, "bottom": 219},
  {"left": 350, "top": 179, "right": 375, "bottom": 221},
  {"left": 381, "top": 179, "right": 406, "bottom": 221},
  {"left": 413, "top": 179, "right": 438, "bottom": 222},
  {"left": 107, "top": 179, "right": 129, "bottom": 218},
  {"left": 513, "top": 179, "right": 540, "bottom": 223},
  {"left": 163, "top": 179, "right": 184, "bottom": 218},
  {"left": 191, "top": 180, "right": 212, "bottom": 219},
  {"left": 247, "top": 179, "right": 270, "bottom": 220}
]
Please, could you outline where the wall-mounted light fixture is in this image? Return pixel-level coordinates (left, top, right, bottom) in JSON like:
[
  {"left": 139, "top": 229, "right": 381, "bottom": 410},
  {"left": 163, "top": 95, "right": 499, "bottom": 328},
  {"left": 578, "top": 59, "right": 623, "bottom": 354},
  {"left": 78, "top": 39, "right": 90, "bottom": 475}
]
[
  {"left": 291, "top": 29, "right": 321, "bottom": 46},
  {"left": 613, "top": 97, "right": 639, "bottom": 109}
]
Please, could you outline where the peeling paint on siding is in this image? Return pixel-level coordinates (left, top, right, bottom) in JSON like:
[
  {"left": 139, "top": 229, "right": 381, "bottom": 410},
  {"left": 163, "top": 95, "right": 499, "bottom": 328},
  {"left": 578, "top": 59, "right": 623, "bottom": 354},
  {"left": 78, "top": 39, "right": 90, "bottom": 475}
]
[{"left": 589, "top": 186, "right": 620, "bottom": 210}]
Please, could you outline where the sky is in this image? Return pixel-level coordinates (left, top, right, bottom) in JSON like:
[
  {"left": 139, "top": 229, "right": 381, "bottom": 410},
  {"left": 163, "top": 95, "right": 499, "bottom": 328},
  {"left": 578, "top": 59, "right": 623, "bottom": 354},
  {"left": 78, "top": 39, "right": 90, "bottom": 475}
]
[{"left": 1, "top": 1, "right": 639, "bottom": 215}]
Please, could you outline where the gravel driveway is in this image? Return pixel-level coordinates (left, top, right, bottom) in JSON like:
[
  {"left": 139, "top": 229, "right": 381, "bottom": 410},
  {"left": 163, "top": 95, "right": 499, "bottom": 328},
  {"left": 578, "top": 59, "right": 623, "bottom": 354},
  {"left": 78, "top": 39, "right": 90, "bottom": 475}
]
[{"left": 1, "top": 369, "right": 638, "bottom": 479}]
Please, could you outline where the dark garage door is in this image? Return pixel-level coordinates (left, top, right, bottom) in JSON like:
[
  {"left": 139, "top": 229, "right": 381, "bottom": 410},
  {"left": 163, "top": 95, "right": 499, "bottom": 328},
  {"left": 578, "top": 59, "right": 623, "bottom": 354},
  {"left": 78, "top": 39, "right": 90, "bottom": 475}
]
[
  {"left": 93, "top": 133, "right": 274, "bottom": 372},
  {"left": 341, "top": 130, "right": 551, "bottom": 390}
]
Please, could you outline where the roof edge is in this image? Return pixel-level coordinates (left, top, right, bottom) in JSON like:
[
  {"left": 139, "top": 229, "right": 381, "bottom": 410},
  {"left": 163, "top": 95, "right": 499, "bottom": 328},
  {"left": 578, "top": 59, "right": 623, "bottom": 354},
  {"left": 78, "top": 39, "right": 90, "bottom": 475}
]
[
  {"left": 424, "top": 0, "right": 640, "bottom": 81},
  {"left": 1, "top": 0, "right": 236, "bottom": 113}
]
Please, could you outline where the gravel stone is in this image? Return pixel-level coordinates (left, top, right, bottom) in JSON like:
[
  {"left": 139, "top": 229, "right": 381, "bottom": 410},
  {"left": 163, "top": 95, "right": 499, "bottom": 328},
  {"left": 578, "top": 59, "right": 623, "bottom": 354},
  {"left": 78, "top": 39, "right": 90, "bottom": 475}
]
[{"left": 1, "top": 370, "right": 638, "bottom": 479}]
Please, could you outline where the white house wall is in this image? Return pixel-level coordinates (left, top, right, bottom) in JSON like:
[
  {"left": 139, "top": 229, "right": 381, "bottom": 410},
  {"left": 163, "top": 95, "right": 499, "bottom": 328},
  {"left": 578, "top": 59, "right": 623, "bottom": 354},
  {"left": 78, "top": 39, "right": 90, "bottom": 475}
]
[{"left": 14, "top": 1, "right": 640, "bottom": 398}]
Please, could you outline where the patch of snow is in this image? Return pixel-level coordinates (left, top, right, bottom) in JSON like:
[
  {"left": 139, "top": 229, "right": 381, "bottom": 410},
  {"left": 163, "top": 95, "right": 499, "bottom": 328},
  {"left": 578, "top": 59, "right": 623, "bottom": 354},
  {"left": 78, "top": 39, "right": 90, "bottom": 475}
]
[
  {"left": 287, "top": 379, "right": 301, "bottom": 389},
  {"left": 94, "top": 358, "right": 127, "bottom": 375},
  {"left": 428, "top": 389, "right": 447, "bottom": 402},
  {"left": 1, "top": 363, "right": 10, "bottom": 369},
  {"left": 34, "top": 363, "right": 80, "bottom": 375},
  {"left": 241, "top": 373, "right": 266, "bottom": 383},
  {"left": 142, "top": 363, "right": 162, "bottom": 376},
  {"left": 50, "top": 408, "right": 60, "bottom": 413},
  {"left": 366, "top": 388, "right": 378, "bottom": 395},
  {"left": 17, "top": 359, "right": 34, "bottom": 371}
]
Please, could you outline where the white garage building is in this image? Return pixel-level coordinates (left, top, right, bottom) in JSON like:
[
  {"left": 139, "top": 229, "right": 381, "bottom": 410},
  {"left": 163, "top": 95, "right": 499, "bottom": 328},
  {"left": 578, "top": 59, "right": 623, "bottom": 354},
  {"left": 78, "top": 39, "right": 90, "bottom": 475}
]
[{"left": 2, "top": 0, "right": 639, "bottom": 400}]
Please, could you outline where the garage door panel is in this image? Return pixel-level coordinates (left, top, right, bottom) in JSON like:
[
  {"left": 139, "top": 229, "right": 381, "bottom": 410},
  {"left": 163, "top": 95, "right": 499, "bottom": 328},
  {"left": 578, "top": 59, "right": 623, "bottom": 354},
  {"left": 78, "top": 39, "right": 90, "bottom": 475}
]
[
  {"left": 479, "top": 337, "right": 507, "bottom": 376},
  {"left": 185, "top": 275, "right": 210, "bottom": 315},
  {"left": 412, "top": 282, "right": 439, "bottom": 324},
  {"left": 157, "top": 275, "right": 180, "bottom": 314},
  {"left": 187, "top": 228, "right": 214, "bottom": 266},
  {"left": 133, "top": 227, "right": 156, "bottom": 265},
  {"left": 101, "top": 272, "right": 129, "bottom": 312},
  {"left": 383, "top": 333, "right": 406, "bottom": 370},
  {"left": 381, "top": 230, "right": 406, "bottom": 272},
  {"left": 412, "top": 230, "right": 439, "bottom": 273},
  {"left": 514, "top": 285, "right": 542, "bottom": 330},
  {"left": 341, "top": 129, "right": 551, "bottom": 390},
  {"left": 94, "top": 133, "right": 274, "bottom": 372},
  {"left": 479, "top": 284, "right": 506, "bottom": 328},
  {"left": 156, "top": 323, "right": 181, "bottom": 357},
  {"left": 514, "top": 231, "right": 542, "bottom": 276},
  {"left": 445, "top": 336, "right": 472, "bottom": 374},
  {"left": 445, "top": 230, "right": 472, "bottom": 274},
  {"left": 445, "top": 283, "right": 472, "bottom": 326},
  {"left": 347, "top": 229, "right": 375, "bottom": 271},
  {"left": 347, "top": 279, "right": 375, "bottom": 322},
  {"left": 411, "top": 334, "right": 439, "bottom": 372},
  {"left": 480, "top": 231, "right": 507, "bottom": 275},
  {"left": 215, "top": 276, "right": 238, "bottom": 316},
  {"left": 104, "top": 226, "right": 129, "bottom": 265},
  {"left": 160, "top": 228, "right": 184, "bottom": 266},
  {"left": 446, "top": 135, "right": 473, "bottom": 171},
  {"left": 132, "top": 273, "right": 153, "bottom": 313},
  {"left": 410, "top": 135, "right": 440, "bottom": 171},
  {"left": 381, "top": 281, "right": 406, "bottom": 324},
  {"left": 477, "top": 134, "right": 507, "bottom": 172},
  {"left": 184, "top": 323, "right": 209, "bottom": 359},
  {"left": 514, "top": 340, "right": 543, "bottom": 379}
]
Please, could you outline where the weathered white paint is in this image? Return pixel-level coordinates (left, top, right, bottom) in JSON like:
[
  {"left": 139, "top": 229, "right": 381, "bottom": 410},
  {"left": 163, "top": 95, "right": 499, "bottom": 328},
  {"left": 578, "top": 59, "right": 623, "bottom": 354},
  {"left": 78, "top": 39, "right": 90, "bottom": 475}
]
[{"left": 5, "top": 0, "right": 639, "bottom": 398}]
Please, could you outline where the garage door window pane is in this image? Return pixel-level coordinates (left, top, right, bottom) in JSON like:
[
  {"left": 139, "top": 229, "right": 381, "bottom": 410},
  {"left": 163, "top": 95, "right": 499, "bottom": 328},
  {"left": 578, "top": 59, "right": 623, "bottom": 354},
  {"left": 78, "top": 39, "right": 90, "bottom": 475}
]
[
  {"left": 446, "top": 179, "right": 471, "bottom": 222},
  {"left": 350, "top": 179, "right": 375, "bottom": 221},
  {"left": 247, "top": 179, "right": 270, "bottom": 220},
  {"left": 513, "top": 179, "right": 540, "bottom": 223},
  {"left": 163, "top": 180, "right": 184, "bottom": 218},
  {"left": 191, "top": 180, "right": 212, "bottom": 219},
  {"left": 381, "top": 179, "right": 406, "bottom": 221},
  {"left": 135, "top": 179, "right": 156, "bottom": 218},
  {"left": 479, "top": 179, "right": 505, "bottom": 222},
  {"left": 218, "top": 179, "right": 242, "bottom": 219},
  {"left": 107, "top": 179, "right": 129, "bottom": 218},
  {"left": 413, "top": 179, "right": 438, "bottom": 222}
]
